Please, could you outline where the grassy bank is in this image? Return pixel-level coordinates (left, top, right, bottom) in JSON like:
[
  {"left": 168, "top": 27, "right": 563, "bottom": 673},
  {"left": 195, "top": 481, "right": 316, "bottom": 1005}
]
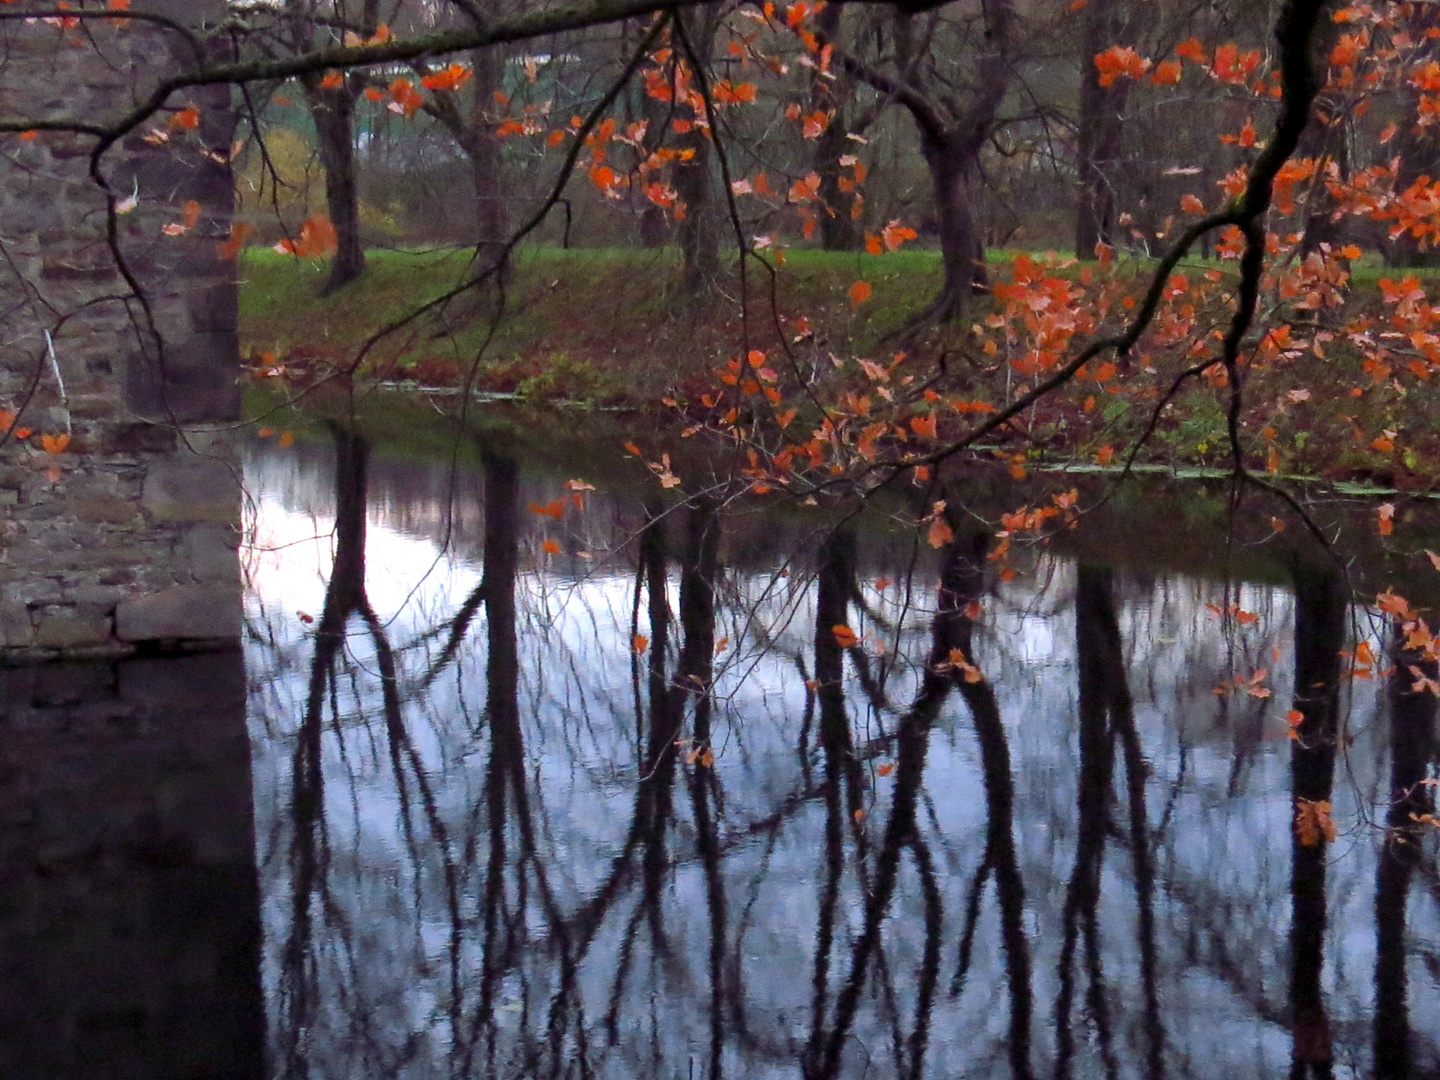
[
  {"left": 240, "top": 245, "right": 952, "bottom": 404},
  {"left": 240, "top": 245, "right": 1440, "bottom": 487}
]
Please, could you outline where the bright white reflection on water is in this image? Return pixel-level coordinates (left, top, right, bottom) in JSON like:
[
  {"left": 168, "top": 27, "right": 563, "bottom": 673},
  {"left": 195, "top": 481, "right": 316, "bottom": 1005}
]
[{"left": 243, "top": 441, "right": 1439, "bottom": 1080}]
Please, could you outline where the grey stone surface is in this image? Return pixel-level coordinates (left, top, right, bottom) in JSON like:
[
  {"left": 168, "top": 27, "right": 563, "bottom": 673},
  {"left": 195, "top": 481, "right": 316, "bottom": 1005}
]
[
  {"left": 184, "top": 524, "right": 241, "bottom": 583},
  {"left": 0, "top": 601, "right": 34, "bottom": 649},
  {"left": 141, "top": 458, "right": 241, "bottom": 523},
  {"left": 33, "top": 607, "right": 111, "bottom": 649},
  {"left": 115, "top": 584, "right": 243, "bottom": 642}
]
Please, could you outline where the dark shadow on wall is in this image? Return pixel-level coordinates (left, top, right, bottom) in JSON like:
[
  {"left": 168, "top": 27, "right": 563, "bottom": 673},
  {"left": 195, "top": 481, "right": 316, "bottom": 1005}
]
[{"left": 0, "top": 651, "right": 263, "bottom": 1080}]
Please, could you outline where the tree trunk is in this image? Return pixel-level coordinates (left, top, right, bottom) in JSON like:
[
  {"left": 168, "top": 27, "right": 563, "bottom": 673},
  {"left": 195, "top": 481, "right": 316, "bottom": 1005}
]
[
  {"left": 1297, "top": 16, "right": 1346, "bottom": 259},
  {"left": 673, "top": 117, "right": 717, "bottom": 294},
  {"left": 634, "top": 64, "right": 671, "bottom": 248},
  {"left": 305, "top": 85, "right": 365, "bottom": 293},
  {"left": 812, "top": 2, "right": 858, "bottom": 250},
  {"left": 467, "top": 46, "right": 508, "bottom": 271},
  {"left": 921, "top": 130, "right": 986, "bottom": 321},
  {"left": 673, "top": 10, "right": 719, "bottom": 296},
  {"left": 1074, "top": 0, "right": 1131, "bottom": 259}
]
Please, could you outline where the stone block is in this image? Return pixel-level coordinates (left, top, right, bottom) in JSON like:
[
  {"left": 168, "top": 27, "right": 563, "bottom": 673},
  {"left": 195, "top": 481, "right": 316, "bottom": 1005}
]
[
  {"left": 8, "top": 576, "right": 65, "bottom": 605},
  {"left": 0, "top": 601, "right": 35, "bottom": 649},
  {"left": 72, "top": 495, "right": 142, "bottom": 524},
  {"left": 101, "top": 422, "right": 178, "bottom": 455},
  {"left": 115, "top": 584, "right": 241, "bottom": 642},
  {"left": 33, "top": 607, "right": 111, "bottom": 649},
  {"left": 183, "top": 525, "right": 240, "bottom": 583},
  {"left": 187, "top": 281, "right": 239, "bottom": 335},
  {"left": 123, "top": 332, "right": 240, "bottom": 423},
  {"left": 141, "top": 459, "right": 239, "bottom": 524}
]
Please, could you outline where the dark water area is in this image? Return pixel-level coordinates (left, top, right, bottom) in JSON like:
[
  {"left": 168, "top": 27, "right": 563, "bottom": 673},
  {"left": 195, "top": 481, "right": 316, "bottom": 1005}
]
[{"left": 3, "top": 425, "right": 1439, "bottom": 1079}]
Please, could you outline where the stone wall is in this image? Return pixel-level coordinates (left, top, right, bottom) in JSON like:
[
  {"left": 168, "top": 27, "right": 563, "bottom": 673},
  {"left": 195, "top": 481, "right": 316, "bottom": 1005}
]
[{"left": 0, "top": 1, "right": 242, "bottom": 661}]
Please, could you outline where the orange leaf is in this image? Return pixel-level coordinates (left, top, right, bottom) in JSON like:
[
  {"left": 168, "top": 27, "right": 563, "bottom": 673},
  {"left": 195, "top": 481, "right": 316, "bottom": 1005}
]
[
  {"left": 278, "top": 430, "right": 294, "bottom": 449},
  {"left": 421, "top": 63, "right": 472, "bottom": 92},
  {"left": 542, "top": 539, "right": 561, "bottom": 554},
  {"left": 528, "top": 499, "right": 565, "bottom": 520},
  {"left": 1174, "top": 36, "right": 1206, "bottom": 64},
  {"left": 1294, "top": 798, "right": 1338, "bottom": 846},
  {"left": 171, "top": 106, "right": 200, "bottom": 131},
  {"left": 881, "top": 219, "right": 918, "bottom": 251},
  {"left": 927, "top": 516, "right": 954, "bottom": 549},
  {"left": 291, "top": 216, "right": 338, "bottom": 258},
  {"left": 182, "top": 199, "right": 201, "bottom": 228},
  {"left": 1378, "top": 502, "right": 1396, "bottom": 536},
  {"left": 589, "top": 165, "right": 618, "bottom": 191},
  {"left": 1150, "top": 59, "right": 1182, "bottom": 85},
  {"left": 848, "top": 280, "right": 872, "bottom": 307},
  {"left": 1093, "top": 44, "right": 1151, "bottom": 87},
  {"left": 218, "top": 221, "right": 252, "bottom": 260},
  {"left": 319, "top": 70, "right": 345, "bottom": 90},
  {"left": 876, "top": 762, "right": 895, "bottom": 777},
  {"left": 632, "top": 634, "right": 649, "bottom": 654},
  {"left": 40, "top": 432, "right": 69, "bottom": 455},
  {"left": 1180, "top": 193, "right": 1205, "bottom": 214},
  {"left": 832, "top": 624, "right": 858, "bottom": 648}
]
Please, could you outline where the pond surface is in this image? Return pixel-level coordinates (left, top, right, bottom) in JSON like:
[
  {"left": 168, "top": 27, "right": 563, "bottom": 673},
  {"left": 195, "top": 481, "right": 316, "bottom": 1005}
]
[{"left": 2, "top": 425, "right": 1438, "bottom": 1079}]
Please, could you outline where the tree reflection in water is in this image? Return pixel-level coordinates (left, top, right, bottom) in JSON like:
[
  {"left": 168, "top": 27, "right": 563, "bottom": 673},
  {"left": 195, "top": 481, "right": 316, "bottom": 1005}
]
[{"left": 245, "top": 435, "right": 1440, "bottom": 1080}]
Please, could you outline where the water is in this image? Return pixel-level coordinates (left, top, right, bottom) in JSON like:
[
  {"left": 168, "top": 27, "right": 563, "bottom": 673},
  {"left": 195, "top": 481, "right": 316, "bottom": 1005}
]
[{"left": 2, "top": 422, "right": 1437, "bottom": 1079}]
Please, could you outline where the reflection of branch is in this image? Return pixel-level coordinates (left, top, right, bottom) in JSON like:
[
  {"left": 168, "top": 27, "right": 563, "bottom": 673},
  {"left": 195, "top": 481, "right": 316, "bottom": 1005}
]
[
  {"left": 1374, "top": 621, "right": 1437, "bottom": 1078},
  {"left": 809, "top": 533, "right": 989, "bottom": 1079},
  {"left": 1289, "top": 561, "right": 1345, "bottom": 1077},
  {"left": 280, "top": 423, "right": 369, "bottom": 1077},
  {"left": 948, "top": 533, "right": 1035, "bottom": 1080},
  {"left": 1055, "top": 566, "right": 1120, "bottom": 1080},
  {"left": 677, "top": 497, "right": 730, "bottom": 1077}
]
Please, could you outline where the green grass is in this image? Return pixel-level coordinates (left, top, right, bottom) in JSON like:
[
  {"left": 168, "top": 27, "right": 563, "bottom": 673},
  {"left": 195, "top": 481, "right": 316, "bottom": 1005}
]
[
  {"left": 239, "top": 242, "right": 1440, "bottom": 487},
  {"left": 239, "top": 245, "right": 955, "bottom": 401}
]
